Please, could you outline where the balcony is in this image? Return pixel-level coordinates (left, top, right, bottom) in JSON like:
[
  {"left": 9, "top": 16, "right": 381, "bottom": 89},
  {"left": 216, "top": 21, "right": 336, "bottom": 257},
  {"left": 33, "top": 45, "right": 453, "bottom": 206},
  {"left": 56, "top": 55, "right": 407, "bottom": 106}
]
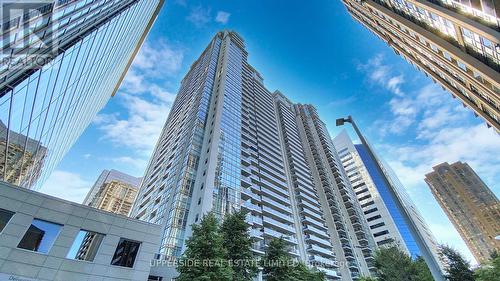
[
  {"left": 261, "top": 196, "right": 292, "bottom": 214},
  {"left": 263, "top": 228, "right": 298, "bottom": 245},
  {"left": 303, "top": 225, "right": 329, "bottom": 239},
  {"left": 307, "top": 244, "right": 334, "bottom": 256},
  {"left": 263, "top": 217, "right": 295, "bottom": 234},
  {"left": 305, "top": 234, "right": 332, "bottom": 248}
]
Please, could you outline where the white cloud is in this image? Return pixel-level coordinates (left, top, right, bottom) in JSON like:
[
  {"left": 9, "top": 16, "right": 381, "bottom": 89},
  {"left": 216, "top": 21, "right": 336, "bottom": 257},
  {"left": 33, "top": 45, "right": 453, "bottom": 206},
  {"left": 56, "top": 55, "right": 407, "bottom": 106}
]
[
  {"left": 121, "top": 41, "right": 183, "bottom": 94},
  {"left": 40, "top": 170, "right": 92, "bottom": 204},
  {"left": 97, "top": 93, "right": 171, "bottom": 155},
  {"left": 387, "top": 75, "right": 405, "bottom": 97},
  {"left": 111, "top": 156, "right": 148, "bottom": 172},
  {"left": 96, "top": 39, "right": 181, "bottom": 155},
  {"left": 187, "top": 6, "right": 211, "bottom": 27},
  {"left": 215, "top": 11, "right": 231, "bottom": 24},
  {"left": 131, "top": 41, "right": 183, "bottom": 77}
]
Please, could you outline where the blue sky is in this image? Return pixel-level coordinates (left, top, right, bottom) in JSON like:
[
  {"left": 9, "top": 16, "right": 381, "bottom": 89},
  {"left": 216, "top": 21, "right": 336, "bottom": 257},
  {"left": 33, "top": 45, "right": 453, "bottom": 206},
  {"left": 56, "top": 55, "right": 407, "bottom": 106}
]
[{"left": 40, "top": 0, "right": 499, "bottom": 264}]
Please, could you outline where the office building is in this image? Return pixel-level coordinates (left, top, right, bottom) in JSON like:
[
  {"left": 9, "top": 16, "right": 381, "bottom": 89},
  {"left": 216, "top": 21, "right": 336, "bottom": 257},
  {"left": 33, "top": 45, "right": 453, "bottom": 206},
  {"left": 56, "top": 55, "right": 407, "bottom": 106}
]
[
  {"left": 340, "top": 0, "right": 500, "bottom": 132},
  {"left": 0, "top": 181, "right": 161, "bottom": 281},
  {"left": 0, "top": 0, "right": 164, "bottom": 189},
  {"left": 333, "top": 130, "right": 442, "bottom": 264},
  {"left": 425, "top": 161, "right": 500, "bottom": 263},
  {"left": 83, "top": 169, "right": 141, "bottom": 216},
  {"left": 132, "top": 31, "right": 377, "bottom": 280}
]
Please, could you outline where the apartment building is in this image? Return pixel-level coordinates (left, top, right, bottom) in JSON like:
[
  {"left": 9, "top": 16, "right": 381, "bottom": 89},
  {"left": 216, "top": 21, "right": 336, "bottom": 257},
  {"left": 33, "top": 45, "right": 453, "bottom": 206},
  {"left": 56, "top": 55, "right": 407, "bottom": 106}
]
[
  {"left": 83, "top": 169, "right": 141, "bottom": 216},
  {"left": 132, "top": 31, "right": 378, "bottom": 280},
  {"left": 340, "top": 0, "right": 500, "bottom": 131},
  {"left": 425, "top": 161, "right": 500, "bottom": 263}
]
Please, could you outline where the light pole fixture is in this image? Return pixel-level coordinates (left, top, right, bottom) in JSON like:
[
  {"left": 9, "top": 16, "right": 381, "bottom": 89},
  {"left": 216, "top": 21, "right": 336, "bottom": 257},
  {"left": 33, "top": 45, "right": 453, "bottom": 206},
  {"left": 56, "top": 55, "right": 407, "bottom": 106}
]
[{"left": 336, "top": 116, "right": 445, "bottom": 281}]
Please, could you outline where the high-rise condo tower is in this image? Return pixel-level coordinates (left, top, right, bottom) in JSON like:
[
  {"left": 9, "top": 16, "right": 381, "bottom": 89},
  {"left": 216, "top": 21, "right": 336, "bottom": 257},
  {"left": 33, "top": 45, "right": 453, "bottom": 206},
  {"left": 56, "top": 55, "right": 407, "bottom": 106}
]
[{"left": 132, "top": 31, "right": 379, "bottom": 280}]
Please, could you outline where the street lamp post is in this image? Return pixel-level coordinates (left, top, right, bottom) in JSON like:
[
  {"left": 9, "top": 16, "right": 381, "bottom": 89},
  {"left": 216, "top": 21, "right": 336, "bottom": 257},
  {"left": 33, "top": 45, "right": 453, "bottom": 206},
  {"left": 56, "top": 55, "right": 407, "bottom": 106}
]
[{"left": 336, "top": 116, "right": 445, "bottom": 281}]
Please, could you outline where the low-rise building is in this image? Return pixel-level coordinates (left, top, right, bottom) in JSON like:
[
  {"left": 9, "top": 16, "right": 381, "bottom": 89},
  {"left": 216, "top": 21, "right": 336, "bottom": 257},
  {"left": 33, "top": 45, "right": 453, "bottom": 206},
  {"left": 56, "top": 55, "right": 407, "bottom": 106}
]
[{"left": 0, "top": 181, "right": 161, "bottom": 281}]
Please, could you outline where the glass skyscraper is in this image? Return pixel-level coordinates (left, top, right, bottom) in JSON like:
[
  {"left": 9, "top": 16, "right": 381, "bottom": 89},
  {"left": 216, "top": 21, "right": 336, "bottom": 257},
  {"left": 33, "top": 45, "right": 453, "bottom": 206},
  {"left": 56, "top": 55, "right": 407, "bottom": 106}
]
[
  {"left": 333, "top": 130, "right": 443, "bottom": 269},
  {"left": 340, "top": 0, "right": 500, "bottom": 132},
  {"left": 132, "top": 31, "right": 377, "bottom": 281},
  {"left": 0, "top": 0, "right": 164, "bottom": 189}
]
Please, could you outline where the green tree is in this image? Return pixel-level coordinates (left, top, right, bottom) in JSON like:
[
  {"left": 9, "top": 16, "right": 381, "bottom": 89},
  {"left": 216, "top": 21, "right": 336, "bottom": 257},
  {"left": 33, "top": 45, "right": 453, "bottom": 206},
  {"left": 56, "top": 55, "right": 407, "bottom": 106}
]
[
  {"left": 262, "top": 238, "right": 326, "bottom": 281},
  {"left": 176, "top": 212, "right": 233, "bottom": 281},
  {"left": 439, "top": 245, "right": 474, "bottom": 281},
  {"left": 293, "top": 262, "right": 325, "bottom": 281},
  {"left": 373, "top": 246, "right": 415, "bottom": 281},
  {"left": 372, "top": 246, "right": 434, "bottom": 281},
  {"left": 475, "top": 255, "right": 500, "bottom": 281},
  {"left": 261, "top": 238, "right": 296, "bottom": 281},
  {"left": 220, "top": 210, "right": 258, "bottom": 281},
  {"left": 413, "top": 256, "right": 434, "bottom": 281}
]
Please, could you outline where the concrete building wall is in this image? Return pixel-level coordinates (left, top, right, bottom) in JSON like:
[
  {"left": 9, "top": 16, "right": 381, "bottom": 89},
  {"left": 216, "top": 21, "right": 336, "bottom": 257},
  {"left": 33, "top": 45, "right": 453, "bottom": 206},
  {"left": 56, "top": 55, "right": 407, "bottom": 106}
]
[{"left": 0, "top": 181, "right": 161, "bottom": 281}]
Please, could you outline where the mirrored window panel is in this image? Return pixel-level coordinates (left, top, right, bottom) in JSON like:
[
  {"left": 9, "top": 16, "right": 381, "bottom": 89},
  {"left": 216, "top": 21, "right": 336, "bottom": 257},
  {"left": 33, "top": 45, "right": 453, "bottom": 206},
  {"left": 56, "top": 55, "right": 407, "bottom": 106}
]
[
  {"left": 111, "top": 238, "right": 141, "bottom": 268},
  {"left": 66, "top": 229, "right": 105, "bottom": 262},
  {"left": 17, "top": 218, "right": 62, "bottom": 253},
  {"left": 0, "top": 208, "right": 15, "bottom": 232}
]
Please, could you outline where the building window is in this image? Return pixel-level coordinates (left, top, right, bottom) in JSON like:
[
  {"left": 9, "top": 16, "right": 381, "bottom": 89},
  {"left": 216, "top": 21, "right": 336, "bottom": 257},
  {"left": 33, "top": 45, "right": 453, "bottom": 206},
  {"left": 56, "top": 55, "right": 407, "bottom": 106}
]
[
  {"left": 373, "top": 230, "right": 389, "bottom": 237},
  {"left": 457, "top": 61, "right": 467, "bottom": 71},
  {"left": 111, "top": 238, "right": 141, "bottom": 268},
  {"left": 17, "top": 219, "right": 63, "bottom": 254},
  {"left": 0, "top": 208, "right": 15, "bottom": 233},
  {"left": 66, "top": 230, "right": 105, "bottom": 262}
]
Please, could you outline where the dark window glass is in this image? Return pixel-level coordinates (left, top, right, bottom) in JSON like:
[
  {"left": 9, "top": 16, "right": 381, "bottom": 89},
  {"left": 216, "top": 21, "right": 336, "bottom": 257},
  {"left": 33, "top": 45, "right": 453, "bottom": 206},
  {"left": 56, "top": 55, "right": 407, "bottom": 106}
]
[
  {"left": 66, "top": 230, "right": 105, "bottom": 261},
  {"left": 18, "top": 219, "right": 62, "bottom": 253},
  {"left": 373, "top": 230, "right": 389, "bottom": 237},
  {"left": 111, "top": 238, "right": 141, "bottom": 268},
  {"left": 0, "top": 208, "right": 15, "bottom": 232},
  {"left": 367, "top": 215, "right": 382, "bottom": 222}
]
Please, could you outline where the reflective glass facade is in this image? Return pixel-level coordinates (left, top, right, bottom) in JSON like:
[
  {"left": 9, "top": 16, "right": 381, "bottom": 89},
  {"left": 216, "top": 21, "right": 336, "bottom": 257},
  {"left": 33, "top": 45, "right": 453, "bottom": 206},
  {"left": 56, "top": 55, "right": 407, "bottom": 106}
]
[
  {"left": 333, "top": 131, "right": 414, "bottom": 257},
  {"left": 355, "top": 144, "right": 421, "bottom": 256},
  {"left": 333, "top": 130, "right": 443, "bottom": 273},
  {"left": 0, "top": 0, "right": 164, "bottom": 189},
  {"left": 341, "top": 0, "right": 500, "bottom": 132},
  {"left": 356, "top": 141, "right": 443, "bottom": 270},
  {"left": 213, "top": 38, "right": 243, "bottom": 215}
]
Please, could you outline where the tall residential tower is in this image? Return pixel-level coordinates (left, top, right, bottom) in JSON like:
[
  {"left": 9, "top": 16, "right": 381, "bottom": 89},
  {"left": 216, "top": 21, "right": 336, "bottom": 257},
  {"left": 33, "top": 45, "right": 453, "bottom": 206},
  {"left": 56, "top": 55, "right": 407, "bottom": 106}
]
[
  {"left": 132, "top": 31, "right": 378, "bottom": 280},
  {"left": 425, "top": 161, "right": 500, "bottom": 263},
  {"left": 83, "top": 169, "right": 141, "bottom": 216},
  {"left": 333, "top": 130, "right": 442, "bottom": 261},
  {"left": 340, "top": 0, "right": 500, "bottom": 132},
  {"left": 0, "top": 0, "right": 164, "bottom": 189}
]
